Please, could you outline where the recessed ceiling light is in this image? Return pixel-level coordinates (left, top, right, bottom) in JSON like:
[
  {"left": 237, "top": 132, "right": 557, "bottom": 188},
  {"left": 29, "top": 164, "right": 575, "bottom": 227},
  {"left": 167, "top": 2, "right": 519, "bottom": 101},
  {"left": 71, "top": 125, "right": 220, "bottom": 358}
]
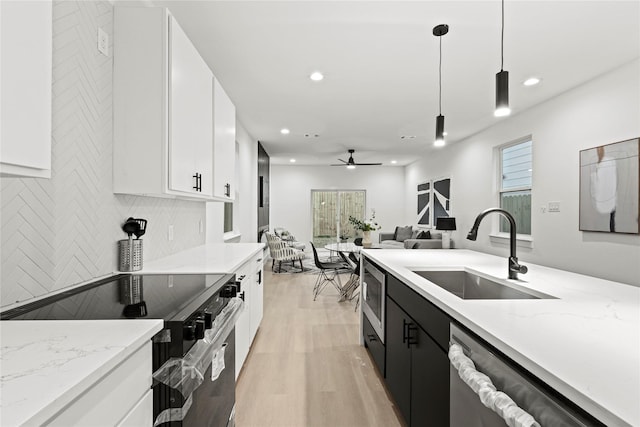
[
  {"left": 289, "top": 158, "right": 296, "bottom": 163},
  {"left": 390, "top": 160, "right": 397, "bottom": 164},
  {"left": 523, "top": 77, "right": 541, "bottom": 86},
  {"left": 280, "top": 128, "right": 290, "bottom": 135},
  {"left": 309, "top": 72, "right": 324, "bottom": 81},
  {"left": 443, "top": 132, "right": 448, "bottom": 136},
  {"left": 401, "top": 135, "right": 416, "bottom": 140}
]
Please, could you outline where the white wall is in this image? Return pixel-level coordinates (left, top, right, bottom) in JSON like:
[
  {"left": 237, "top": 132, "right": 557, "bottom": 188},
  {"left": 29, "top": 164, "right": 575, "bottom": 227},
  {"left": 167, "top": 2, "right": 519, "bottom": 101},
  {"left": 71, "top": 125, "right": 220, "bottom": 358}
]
[
  {"left": 270, "top": 165, "right": 406, "bottom": 245},
  {"left": 405, "top": 59, "right": 640, "bottom": 286},
  {"left": 206, "top": 120, "right": 258, "bottom": 243}
]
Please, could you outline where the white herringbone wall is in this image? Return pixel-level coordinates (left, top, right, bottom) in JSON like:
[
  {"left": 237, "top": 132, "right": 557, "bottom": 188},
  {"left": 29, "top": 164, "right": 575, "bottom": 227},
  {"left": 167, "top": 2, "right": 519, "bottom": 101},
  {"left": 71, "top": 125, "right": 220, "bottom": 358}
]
[{"left": 0, "top": 1, "right": 206, "bottom": 307}]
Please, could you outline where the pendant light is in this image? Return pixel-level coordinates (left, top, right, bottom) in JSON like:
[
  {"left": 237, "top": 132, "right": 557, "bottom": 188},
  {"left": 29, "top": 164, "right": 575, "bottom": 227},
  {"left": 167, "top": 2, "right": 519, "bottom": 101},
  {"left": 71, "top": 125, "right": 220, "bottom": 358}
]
[
  {"left": 495, "top": 0, "right": 511, "bottom": 117},
  {"left": 433, "top": 24, "right": 448, "bottom": 147}
]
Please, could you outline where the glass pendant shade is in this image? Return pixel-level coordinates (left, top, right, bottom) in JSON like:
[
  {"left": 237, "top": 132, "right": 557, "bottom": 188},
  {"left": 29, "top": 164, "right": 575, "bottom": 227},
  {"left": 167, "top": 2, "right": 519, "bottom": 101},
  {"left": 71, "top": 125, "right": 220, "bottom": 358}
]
[{"left": 435, "top": 114, "right": 445, "bottom": 146}]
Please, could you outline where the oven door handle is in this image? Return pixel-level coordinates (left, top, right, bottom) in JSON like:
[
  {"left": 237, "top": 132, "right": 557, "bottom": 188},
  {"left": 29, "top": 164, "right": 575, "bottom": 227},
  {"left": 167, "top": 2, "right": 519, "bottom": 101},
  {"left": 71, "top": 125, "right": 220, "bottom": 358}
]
[{"left": 152, "top": 297, "right": 244, "bottom": 399}]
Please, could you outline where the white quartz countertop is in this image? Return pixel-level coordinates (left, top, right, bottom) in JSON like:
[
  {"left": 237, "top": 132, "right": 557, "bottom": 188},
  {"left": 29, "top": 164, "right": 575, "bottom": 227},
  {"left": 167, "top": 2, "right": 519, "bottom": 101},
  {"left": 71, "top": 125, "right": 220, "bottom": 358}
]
[
  {"left": 0, "top": 319, "right": 163, "bottom": 426},
  {"left": 138, "top": 243, "right": 264, "bottom": 274},
  {"left": 361, "top": 249, "right": 640, "bottom": 427}
]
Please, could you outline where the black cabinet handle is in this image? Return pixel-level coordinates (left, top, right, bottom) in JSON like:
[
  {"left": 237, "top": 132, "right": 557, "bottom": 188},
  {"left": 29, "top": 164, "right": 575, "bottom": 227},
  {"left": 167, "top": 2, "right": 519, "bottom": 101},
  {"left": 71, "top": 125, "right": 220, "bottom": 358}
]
[
  {"left": 192, "top": 173, "right": 202, "bottom": 192},
  {"left": 224, "top": 183, "right": 231, "bottom": 197},
  {"left": 367, "top": 334, "right": 377, "bottom": 342},
  {"left": 402, "top": 319, "right": 409, "bottom": 344},
  {"left": 407, "top": 323, "right": 418, "bottom": 348},
  {"left": 257, "top": 270, "right": 262, "bottom": 285}
]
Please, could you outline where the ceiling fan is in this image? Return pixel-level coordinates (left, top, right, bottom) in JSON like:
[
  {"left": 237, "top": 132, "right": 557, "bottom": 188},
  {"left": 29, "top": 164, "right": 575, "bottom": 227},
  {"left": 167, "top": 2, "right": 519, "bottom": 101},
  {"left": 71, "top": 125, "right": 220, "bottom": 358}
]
[{"left": 331, "top": 149, "right": 382, "bottom": 167}]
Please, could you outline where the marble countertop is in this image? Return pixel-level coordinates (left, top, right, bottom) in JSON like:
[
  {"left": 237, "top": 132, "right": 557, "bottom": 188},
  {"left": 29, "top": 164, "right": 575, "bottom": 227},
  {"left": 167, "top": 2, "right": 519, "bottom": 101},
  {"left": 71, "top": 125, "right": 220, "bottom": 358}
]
[
  {"left": 138, "top": 243, "right": 264, "bottom": 274},
  {"left": 361, "top": 249, "right": 640, "bottom": 427},
  {"left": 0, "top": 319, "right": 163, "bottom": 426}
]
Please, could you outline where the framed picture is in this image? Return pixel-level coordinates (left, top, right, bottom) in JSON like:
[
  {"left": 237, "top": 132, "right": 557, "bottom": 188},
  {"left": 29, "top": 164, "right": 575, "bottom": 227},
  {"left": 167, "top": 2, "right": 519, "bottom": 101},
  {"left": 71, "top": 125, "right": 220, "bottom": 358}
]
[
  {"left": 579, "top": 138, "right": 639, "bottom": 234},
  {"left": 417, "top": 181, "right": 431, "bottom": 225},
  {"left": 433, "top": 177, "right": 451, "bottom": 220}
]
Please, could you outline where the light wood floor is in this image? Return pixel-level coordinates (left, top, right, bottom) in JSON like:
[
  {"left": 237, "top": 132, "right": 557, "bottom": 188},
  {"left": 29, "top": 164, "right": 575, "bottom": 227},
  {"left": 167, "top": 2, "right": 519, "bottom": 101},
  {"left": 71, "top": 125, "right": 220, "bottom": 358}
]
[{"left": 236, "top": 264, "right": 404, "bottom": 427}]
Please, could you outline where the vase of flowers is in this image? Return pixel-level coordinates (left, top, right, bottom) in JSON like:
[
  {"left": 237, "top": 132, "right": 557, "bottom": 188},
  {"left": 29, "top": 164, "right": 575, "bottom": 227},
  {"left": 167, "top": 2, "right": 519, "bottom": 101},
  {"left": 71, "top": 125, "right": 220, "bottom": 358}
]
[{"left": 349, "top": 210, "right": 381, "bottom": 248}]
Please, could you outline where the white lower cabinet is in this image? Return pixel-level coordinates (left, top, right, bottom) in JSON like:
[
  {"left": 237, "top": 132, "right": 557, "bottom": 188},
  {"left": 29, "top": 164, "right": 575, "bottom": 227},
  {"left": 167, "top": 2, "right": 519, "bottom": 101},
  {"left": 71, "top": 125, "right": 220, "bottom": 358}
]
[
  {"left": 46, "top": 342, "right": 152, "bottom": 426},
  {"left": 250, "top": 254, "right": 264, "bottom": 339},
  {"left": 235, "top": 253, "right": 264, "bottom": 379},
  {"left": 117, "top": 390, "right": 152, "bottom": 427}
]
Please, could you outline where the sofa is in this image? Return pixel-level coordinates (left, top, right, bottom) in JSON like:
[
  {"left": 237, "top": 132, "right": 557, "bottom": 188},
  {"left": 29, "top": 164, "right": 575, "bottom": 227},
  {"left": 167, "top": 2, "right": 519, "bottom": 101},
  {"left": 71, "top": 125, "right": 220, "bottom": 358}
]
[{"left": 378, "top": 226, "right": 446, "bottom": 249}]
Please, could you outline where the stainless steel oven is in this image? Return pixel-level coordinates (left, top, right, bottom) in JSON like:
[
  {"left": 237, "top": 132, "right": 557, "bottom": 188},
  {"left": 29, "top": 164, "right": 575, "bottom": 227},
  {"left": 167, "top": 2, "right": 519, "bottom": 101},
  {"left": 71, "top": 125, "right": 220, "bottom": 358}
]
[
  {"left": 1, "top": 273, "right": 242, "bottom": 427},
  {"left": 362, "top": 257, "right": 386, "bottom": 343}
]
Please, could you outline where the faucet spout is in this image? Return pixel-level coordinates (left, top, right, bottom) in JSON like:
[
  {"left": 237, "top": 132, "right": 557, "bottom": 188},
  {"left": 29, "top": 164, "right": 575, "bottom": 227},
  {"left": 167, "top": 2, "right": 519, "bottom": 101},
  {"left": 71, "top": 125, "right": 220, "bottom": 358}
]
[{"left": 467, "top": 208, "right": 527, "bottom": 280}]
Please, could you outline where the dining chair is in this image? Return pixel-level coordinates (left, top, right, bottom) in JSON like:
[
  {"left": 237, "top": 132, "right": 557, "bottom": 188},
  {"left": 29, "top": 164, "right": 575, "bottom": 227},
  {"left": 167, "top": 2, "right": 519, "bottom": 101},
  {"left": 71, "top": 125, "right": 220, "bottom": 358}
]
[{"left": 310, "top": 242, "right": 350, "bottom": 301}]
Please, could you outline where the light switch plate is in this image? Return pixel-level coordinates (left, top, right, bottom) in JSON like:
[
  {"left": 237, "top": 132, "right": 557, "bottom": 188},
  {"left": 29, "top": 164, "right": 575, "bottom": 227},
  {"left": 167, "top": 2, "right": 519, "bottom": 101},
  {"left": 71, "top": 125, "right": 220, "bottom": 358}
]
[
  {"left": 548, "top": 201, "right": 560, "bottom": 213},
  {"left": 97, "top": 27, "right": 109, "bottom": 56}
]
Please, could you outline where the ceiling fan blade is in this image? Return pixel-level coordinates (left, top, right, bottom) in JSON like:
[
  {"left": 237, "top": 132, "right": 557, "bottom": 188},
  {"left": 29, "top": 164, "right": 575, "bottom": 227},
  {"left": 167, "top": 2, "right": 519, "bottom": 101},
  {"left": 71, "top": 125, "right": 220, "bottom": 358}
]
[{"left": 354, "top": 162, "right": 383, "bottom": 166}]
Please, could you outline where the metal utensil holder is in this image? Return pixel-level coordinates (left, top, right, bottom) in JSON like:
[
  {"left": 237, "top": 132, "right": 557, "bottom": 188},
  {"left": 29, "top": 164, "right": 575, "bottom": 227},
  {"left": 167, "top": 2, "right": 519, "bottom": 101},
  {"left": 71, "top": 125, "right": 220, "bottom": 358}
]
[{"left": 119, "top": 239, "right": 143, "bottom": 272}]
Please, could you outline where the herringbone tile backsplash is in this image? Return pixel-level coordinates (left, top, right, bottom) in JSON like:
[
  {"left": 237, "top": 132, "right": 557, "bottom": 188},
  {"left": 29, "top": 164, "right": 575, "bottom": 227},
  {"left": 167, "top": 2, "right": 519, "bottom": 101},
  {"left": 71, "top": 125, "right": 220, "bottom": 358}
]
[{"left": 0, "top": 1, "right": 206, "bottom": 307}]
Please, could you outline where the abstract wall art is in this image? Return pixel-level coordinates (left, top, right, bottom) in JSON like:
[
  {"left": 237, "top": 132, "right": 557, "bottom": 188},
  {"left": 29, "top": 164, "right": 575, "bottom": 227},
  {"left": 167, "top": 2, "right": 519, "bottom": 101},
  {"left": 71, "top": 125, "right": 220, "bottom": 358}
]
[{"left": 579, "top": 138, "right": 639, "bottom": 234}]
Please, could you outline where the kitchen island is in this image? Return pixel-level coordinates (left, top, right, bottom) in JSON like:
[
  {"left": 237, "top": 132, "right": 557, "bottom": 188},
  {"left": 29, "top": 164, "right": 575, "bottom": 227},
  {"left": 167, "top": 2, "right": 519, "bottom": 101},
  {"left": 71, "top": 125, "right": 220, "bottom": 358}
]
[{"left": 361, "top": 248, "right": 639, "bottom": 427}]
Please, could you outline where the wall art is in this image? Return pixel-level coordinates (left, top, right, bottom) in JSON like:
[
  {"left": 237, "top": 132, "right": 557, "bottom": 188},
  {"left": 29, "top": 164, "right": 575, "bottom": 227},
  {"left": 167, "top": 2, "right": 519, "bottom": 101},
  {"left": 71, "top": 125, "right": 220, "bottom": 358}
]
[{"left": 579, "top": 138, "right": 639, "bottom": 234}]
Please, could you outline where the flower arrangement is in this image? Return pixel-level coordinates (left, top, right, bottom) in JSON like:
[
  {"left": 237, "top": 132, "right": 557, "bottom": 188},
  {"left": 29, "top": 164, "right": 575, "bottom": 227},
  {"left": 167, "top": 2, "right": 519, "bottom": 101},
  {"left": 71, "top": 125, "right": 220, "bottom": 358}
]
[{"left": 348, "top": 209, "right": 381, "bottom": 232}]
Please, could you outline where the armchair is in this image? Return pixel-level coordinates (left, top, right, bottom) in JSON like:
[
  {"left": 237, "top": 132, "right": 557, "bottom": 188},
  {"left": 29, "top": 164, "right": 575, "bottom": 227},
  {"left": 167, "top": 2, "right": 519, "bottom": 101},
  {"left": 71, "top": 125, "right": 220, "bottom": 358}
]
[{"left": 265, "top": 232, "right": 306, "bottom": 272}]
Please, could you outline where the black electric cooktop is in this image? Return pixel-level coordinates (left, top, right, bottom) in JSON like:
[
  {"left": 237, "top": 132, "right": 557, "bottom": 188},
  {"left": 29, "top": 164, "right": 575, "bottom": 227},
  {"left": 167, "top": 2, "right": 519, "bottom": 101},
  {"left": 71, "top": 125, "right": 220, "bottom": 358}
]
[{"left": 0, "top": 274, "right": 230, "bottom": 321}]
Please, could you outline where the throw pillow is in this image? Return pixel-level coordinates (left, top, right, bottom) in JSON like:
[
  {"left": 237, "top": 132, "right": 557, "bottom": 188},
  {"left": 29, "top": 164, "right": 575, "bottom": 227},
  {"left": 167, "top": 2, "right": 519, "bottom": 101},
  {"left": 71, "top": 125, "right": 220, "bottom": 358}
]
[
  {"left": 394, "top": 226, "right": 413, "bottom": 242},
  {"left": 417, "top": 230, "right": 431, "bottom": 239}
]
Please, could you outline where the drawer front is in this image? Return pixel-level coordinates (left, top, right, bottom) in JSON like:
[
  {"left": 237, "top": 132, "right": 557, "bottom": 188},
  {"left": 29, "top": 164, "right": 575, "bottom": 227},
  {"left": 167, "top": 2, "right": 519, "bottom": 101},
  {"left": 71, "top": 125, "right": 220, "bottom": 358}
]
[
  {"left": 46, "top": 343, "right": 152, "bottom": 426},
  {"left": 387, "top": 274, "right": 450, "bottom": 351},
  {"left": 363, "top": 315, "right": 385, "bottom": 376},
  {"left": 117, "top": 389, "right": 152, "bottom": 427}
]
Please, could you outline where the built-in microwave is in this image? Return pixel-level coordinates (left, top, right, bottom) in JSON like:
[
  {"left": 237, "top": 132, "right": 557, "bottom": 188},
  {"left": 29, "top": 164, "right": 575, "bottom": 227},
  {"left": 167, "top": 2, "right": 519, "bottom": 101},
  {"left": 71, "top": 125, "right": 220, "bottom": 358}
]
[{"left": 362, "top": 257, "right": 386, "bottom": 343}]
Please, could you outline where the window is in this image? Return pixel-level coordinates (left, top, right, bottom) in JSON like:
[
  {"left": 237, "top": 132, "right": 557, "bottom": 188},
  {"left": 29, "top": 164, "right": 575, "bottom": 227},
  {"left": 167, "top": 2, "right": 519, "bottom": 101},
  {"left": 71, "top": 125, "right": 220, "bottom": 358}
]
[
  {"left": 223, "top": 202, "right": 233, "bottom": 233},
  {"left": 499, "top": 138, "right": 532, "bottom": 235}
]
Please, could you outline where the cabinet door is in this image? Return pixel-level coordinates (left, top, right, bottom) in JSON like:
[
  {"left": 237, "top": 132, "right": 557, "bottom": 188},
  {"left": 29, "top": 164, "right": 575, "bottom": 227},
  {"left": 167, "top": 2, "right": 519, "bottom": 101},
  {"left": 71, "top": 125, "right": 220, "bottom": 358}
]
[
  {"left": 250, "top": 255, "right": 264, "bottom": 339},
  {"left": 385, "top": 297, "right": 412, "bottom": 425},
  {"left": 411, "top": 325, "right": 450, "bottom": 427},
  {"left": 168, "top": 16, "right": 213, "bottom": 196},
  {"left": 234, "top": 264, "right": 252, "bottom": 379},
  {"left": 212, "top": 77, "right": 236, "bottom": 200},
  {"left": 0, "top": 0, "right": 52, "bottom": 178}
]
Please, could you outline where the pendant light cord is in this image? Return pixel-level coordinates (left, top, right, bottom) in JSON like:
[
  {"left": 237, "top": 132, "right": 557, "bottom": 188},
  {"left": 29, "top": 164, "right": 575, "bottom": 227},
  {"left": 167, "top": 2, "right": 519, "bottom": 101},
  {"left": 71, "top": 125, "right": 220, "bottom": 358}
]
[
  {"left": 500, "top": 0, "right": 505, "bottom": 71},
  {"left": 439, "top": 35, "right": 442, "bottom": 115}
]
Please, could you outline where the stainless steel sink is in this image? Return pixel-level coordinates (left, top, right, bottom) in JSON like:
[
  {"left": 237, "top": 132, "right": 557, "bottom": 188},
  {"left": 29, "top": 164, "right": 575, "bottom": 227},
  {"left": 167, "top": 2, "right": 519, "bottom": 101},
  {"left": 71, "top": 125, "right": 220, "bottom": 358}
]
[{"left": 412, "top": 270, "right": 555, "bottom": 300}]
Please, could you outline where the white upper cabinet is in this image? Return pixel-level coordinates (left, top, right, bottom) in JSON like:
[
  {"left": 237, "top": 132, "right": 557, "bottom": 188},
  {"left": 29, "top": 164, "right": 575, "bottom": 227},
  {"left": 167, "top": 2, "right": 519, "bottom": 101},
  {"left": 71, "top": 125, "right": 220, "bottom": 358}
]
[
  {"left": 169, "top": 16, "right": 213, "bottom": 197},
  {"left": 113, "top": 7, "right": 216, "bottom": 200},
  {"left": 212, "top": 78, "right": 236, "bottom": 201},
  {"left": 0, "top": 0, "right": 52, "bottom": 178}
]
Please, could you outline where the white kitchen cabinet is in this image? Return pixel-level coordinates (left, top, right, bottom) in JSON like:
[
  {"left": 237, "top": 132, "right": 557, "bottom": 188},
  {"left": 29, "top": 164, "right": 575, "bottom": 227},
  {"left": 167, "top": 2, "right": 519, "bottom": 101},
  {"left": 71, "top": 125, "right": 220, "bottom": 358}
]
[
  {"left": 46, "top": 342, "right": 152, "bottom": 426},
  {"left": 234, "top": 253, "right": 264, "bottom": 378},
  {"left": 234, "top": 260, "right": 253, "bottom": 379},
  {"left": 0, "top": 0, "right": 52, "bottom": 178},
  {"left": 113, "top": 7, "right": 214, "bottom": 200},
  {"left": 212, "top": 78, "right": 236, "bottom": 200},
  {"left": 250, "top": 253, "right": 264, "bottom": 339}
]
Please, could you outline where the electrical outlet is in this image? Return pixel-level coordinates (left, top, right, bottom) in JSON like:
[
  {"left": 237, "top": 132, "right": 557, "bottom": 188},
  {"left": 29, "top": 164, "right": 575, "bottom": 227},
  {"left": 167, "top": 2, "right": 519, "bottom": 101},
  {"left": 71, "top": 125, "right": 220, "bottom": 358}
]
[
  {"left": 548, "top": 201, "right": 561, "bottom": 213},
  {"left": 168, "top": 225, "right": 174, "bottom": 241},
  {"left": 97, "top": 27, "right": 109, "bottom": 56}
]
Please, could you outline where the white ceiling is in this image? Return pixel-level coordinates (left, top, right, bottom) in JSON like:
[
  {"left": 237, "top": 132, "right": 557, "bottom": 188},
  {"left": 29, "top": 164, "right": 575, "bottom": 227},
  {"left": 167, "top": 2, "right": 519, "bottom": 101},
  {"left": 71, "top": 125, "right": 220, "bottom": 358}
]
[{"left": 145, "top": 0, "right": 639, "bottom": 166}]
